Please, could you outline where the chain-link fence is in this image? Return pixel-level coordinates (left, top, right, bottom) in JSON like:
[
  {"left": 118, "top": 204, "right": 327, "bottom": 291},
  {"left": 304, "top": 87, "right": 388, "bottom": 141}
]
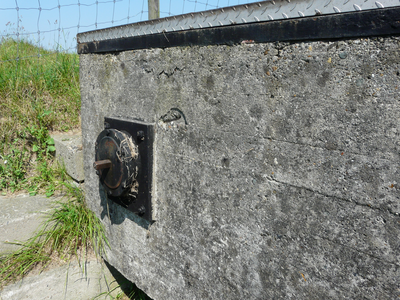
[
  {"left": 0, "top": 1, "right": 260, "bottom": 53},
  {"left": 0, "top": 0, "right": 260, "bottom": 88}
]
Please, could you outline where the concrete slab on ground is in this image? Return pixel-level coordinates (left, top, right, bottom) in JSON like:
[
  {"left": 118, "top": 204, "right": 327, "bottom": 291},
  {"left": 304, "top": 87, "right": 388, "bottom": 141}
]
[
  {"left": 0, "top": 259, "right": 121, "bottom": 300},
  {"left": 0, "top": 194, "right": 124, "bottom": 300},
  {"left": 0, "top": 194, "right": 57, "bottom": 254}
]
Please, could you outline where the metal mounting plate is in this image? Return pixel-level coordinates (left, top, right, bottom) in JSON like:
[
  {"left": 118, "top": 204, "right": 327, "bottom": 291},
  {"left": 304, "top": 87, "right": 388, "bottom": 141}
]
[{"left": 103, "top": 117, "right": 154, "bottom": 222}]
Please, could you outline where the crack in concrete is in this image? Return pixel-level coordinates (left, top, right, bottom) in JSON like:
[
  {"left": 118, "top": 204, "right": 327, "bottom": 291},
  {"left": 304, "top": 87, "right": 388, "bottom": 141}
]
[
  {"left": 264, "top": 176, "right": 399, "bottom": 217},
  {"left": 317, "top": 235, "right": 400, "bottom": 267},
  {"left": 188, "top": 126, "right": 397, "bottom": 161},
  {"left": 264, "top": 136, "right": 398, "bottom": 161},
  {"left": 257, "top": 205, "right": 400, "bottom": 267},
  {"left": 164, "top": 149, "right": 398, "bottom": 216}
]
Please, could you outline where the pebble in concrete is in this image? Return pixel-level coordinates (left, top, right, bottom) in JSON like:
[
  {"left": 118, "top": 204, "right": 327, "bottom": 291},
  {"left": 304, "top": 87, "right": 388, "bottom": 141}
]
[{"left": 338, "top": 51, "right": 348, "bottom": 59}]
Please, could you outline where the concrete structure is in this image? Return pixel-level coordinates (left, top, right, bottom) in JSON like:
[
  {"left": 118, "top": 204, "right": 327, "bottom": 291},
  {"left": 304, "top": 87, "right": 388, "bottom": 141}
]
[
  {"left": 52, "top": 133, "right": 85, "bottom": 182},
  {"left": 78, "top": 6, "right": 400, "bottom": 299}
]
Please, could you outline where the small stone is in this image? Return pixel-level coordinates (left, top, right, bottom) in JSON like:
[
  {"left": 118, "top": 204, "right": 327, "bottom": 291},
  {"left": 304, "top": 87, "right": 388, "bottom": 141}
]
[
  {"left": 339, "top": 52, "right": 348, "bottom": 59},
  {"left": 337, "top": 41, "right": 346, "bottom": 49},
  {"left": 269, "top": 48, "right": 279, "bottom": 56}
]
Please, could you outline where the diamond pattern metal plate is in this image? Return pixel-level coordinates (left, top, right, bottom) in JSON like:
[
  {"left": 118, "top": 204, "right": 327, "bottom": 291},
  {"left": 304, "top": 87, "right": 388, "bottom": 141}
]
[{"left": 77, "top": 0, "right": 400, "bottom": 44}]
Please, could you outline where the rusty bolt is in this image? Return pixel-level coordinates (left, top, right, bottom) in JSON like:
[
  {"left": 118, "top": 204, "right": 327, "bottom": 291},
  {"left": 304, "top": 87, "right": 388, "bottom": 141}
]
[{"left": 93, "top": 159, "right": 112, "bottom": 170}]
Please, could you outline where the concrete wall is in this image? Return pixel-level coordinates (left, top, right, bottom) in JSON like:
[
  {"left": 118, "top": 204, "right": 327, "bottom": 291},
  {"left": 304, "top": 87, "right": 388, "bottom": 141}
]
[{"left": 80, "top": 36, "right": 400, "bottom": 299}]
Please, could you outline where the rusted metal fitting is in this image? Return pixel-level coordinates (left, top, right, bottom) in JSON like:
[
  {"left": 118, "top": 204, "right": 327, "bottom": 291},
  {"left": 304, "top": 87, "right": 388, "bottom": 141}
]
[{"left": 93, "top": 159, "right": 112, "bottom": 170}]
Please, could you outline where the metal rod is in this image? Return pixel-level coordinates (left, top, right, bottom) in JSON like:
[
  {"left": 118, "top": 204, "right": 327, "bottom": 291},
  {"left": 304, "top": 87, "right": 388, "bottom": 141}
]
[{"left": 93, "top": 159, "right": 112, "bottom": 170}]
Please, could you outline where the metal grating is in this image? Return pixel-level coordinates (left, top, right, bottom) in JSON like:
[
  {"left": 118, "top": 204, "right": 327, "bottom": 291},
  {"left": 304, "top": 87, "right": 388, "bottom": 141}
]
[{"left": 77, "top": 0, "right": 400, "bottom": 43}]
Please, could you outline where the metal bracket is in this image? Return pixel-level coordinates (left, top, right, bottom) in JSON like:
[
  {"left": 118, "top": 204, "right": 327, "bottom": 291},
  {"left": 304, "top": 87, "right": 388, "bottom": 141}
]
[{"left": 98, "top": 117, "right": 154, "bottom": 222}]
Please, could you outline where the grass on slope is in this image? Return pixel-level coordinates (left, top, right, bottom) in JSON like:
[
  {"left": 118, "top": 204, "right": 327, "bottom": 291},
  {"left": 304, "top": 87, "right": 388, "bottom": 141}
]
[{"left": 0, "top": 38, "right": 80, "bottom": 195}]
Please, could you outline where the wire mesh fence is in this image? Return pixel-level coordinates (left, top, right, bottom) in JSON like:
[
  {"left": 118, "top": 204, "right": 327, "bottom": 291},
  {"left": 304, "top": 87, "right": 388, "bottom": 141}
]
[
  {"left": 0, "top": 0, "right": 260, "bottom": 87},
  {"left": 0, "top": 1, "right": 260, "bottom": 53}
]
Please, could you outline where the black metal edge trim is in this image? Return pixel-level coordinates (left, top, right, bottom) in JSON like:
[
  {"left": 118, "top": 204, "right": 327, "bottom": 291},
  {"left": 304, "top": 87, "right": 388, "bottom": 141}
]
[{"left": 78, "top": 7, "right": 400, "bottom": 54}]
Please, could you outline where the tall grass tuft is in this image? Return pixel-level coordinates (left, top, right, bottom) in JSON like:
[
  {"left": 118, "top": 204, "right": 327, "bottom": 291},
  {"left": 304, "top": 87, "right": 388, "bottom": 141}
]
[
  {"left": 0, "top": 38, "right": 80, "bottom": 194},
  {"left": 0, "top": 183, "right": 109, "bottom": 287},
  {"left": 0, "top": 38, "right": 112, "bottom": 293},
  {"left": 40, "top": 184, "right": 109, "bottom": 260}
]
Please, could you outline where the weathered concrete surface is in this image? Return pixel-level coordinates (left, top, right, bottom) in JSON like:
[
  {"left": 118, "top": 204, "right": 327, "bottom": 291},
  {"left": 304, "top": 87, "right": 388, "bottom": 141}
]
[
  {"left": 0, "top": 194, "right": 55, "bottom": 254},
  {"left": 80, "top": 37, "right": 400, "bottom": 299},
  {"left": 52, "top": 133, "right": 84, "bottom": 182},
  {"left": 0, "top": 259, "right": 119, "bottom": 300}
]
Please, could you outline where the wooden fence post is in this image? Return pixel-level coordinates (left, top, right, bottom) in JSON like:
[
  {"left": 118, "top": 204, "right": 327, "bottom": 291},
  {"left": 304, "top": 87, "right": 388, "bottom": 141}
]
[{"left": 148, "top": 0, "right": 160, "bottom": 20}]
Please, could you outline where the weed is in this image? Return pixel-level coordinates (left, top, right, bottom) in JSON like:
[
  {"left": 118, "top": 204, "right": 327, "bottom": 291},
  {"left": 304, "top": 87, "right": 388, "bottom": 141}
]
[
  {"left": 94, "top": 280, "right": 152, "bottom": 300},
  {"left": 0, "top": 243, "right": 51, "bottom": 283},
  {"left": 0, "top": 140, "right": 29, "bottom": 192},
  {"left": 40, "top": 184, "right": 109, "bottom": 260},
  {"left": 0, "top": 184, "right": 109, "bottom": 287},
  {"left": 0, "top": 38, "right": 80, "bottom": 195},
  {"left": 93, "top": 264, "right": 153, "bottom": 300}
]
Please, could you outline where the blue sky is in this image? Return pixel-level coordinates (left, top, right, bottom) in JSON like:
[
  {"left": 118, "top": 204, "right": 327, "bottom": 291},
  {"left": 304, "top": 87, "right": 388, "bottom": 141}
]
[{"left": 0, "top": 0, "right": 260, "bottom": 52}]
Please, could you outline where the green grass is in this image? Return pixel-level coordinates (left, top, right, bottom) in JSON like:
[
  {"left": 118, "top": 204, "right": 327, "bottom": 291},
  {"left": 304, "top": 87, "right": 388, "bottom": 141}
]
[
  {"left": 37, "top": 184, "right": 109, "bottom": 260},
  {"left": 0, "top": 39, "right": 89, "bottom": 284},
  {"left": 0, "top": 38, "right": 150, "bottom": 299},
  {"left": 0, "top": 37, "right": 80, "bottom": 195},
  {"left": 95, "top": 282, "right": 151, "bottom": 300},
  {"left": 94, "top": 262, "right": 152, "bottom": 300},
  {"left": 0, "top": 183, "right": 109, "bottom": 285}
]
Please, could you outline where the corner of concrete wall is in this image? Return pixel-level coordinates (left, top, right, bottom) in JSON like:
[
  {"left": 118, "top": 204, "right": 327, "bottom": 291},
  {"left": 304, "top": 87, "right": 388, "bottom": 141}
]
[{"left": 80, "top": 36, "right": 400, "bottom": 299}]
